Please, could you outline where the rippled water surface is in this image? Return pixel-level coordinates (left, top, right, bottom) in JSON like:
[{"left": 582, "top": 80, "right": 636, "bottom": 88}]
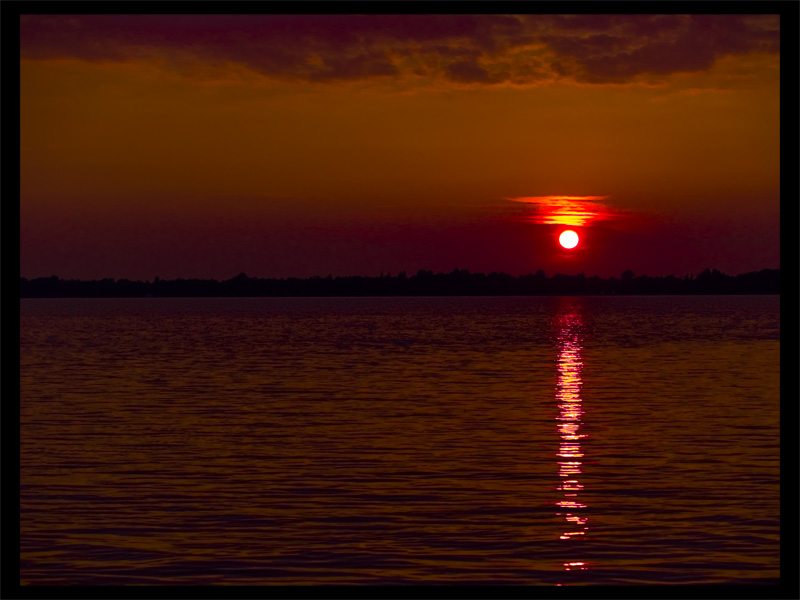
[{"left": 20, "top": 296, "right": 780, "bottom": 585}]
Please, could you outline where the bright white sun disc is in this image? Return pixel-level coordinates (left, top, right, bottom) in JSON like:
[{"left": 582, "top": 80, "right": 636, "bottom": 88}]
[{"left": 559, "top": 230, "right": 579, "bottom": 249}]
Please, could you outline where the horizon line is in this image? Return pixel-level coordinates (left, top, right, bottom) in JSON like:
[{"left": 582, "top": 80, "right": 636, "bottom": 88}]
[{"left": 20, "top": 266, "right": 780, "bottom": 284}]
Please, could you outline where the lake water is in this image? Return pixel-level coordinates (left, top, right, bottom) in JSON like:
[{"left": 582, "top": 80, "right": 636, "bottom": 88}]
[{"left": 19, "top": 296, "right": 780, "bottom": 586}]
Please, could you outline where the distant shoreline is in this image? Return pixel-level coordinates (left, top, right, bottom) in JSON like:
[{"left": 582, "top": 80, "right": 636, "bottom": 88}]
[
  {"left": 18, "top": 294, "right": 781, "bottom": 299},
  {"left": 20, "top": 268, "right": 779, "bottom": 298}
]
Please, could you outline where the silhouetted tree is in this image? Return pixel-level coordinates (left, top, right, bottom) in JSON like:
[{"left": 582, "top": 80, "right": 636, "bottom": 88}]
[{"left": 19, "top": 269, "right": 779, "bottom": 298}]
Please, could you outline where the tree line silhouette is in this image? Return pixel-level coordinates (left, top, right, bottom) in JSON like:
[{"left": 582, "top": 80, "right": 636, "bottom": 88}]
[{"left": 20, "top": 268, "right": 779, "bottom": 297}]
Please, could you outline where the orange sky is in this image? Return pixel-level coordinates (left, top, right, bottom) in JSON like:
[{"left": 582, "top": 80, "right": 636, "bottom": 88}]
[{"left": 20, "top": 14, "right": 781, "bottom": 280}]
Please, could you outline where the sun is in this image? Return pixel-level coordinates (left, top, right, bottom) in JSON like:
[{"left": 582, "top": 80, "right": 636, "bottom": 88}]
[{"left": 559, "top": 230, "right": 579, "bottom": 249}]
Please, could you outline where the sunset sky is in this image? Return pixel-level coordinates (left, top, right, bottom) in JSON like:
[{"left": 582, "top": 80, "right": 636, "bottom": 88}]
[{"left": 20, "top": 14, "right": 781, "bottom": 280}]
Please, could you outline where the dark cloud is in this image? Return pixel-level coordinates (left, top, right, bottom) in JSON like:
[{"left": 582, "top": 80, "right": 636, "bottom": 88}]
[
  {"left": 20, "top": 14, "right": 780, "bottom": 85},
  {"left": 544, "top": 14, "right": 624, "bottom": 32},
  {"left": 306, "top": 51, "right": 399, "bottom": 82},
  {"left": 431, "top": 45, "right": 483, "bottom": 59},
  {"left": 577, "top": 36, "right": 719, "bottom": 83},
  {"left": 540, "top": 34, "right": 629, "bottom": 61},
  {"left": 446, "top": 60, "right": 490, "bottom": 83},
  {"left": 540, "top": 14, "right": 780, "bottom": 83}
]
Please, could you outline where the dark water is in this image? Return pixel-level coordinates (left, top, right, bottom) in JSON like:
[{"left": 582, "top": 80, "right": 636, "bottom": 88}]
[{"left": 19, "top": 295, "right": 780, "bottom": 585}]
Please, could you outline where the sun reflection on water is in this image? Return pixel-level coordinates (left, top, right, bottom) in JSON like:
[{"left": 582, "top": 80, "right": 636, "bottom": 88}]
[{"left": 554, "top": 301, "right": 589, "bottom": 571}]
